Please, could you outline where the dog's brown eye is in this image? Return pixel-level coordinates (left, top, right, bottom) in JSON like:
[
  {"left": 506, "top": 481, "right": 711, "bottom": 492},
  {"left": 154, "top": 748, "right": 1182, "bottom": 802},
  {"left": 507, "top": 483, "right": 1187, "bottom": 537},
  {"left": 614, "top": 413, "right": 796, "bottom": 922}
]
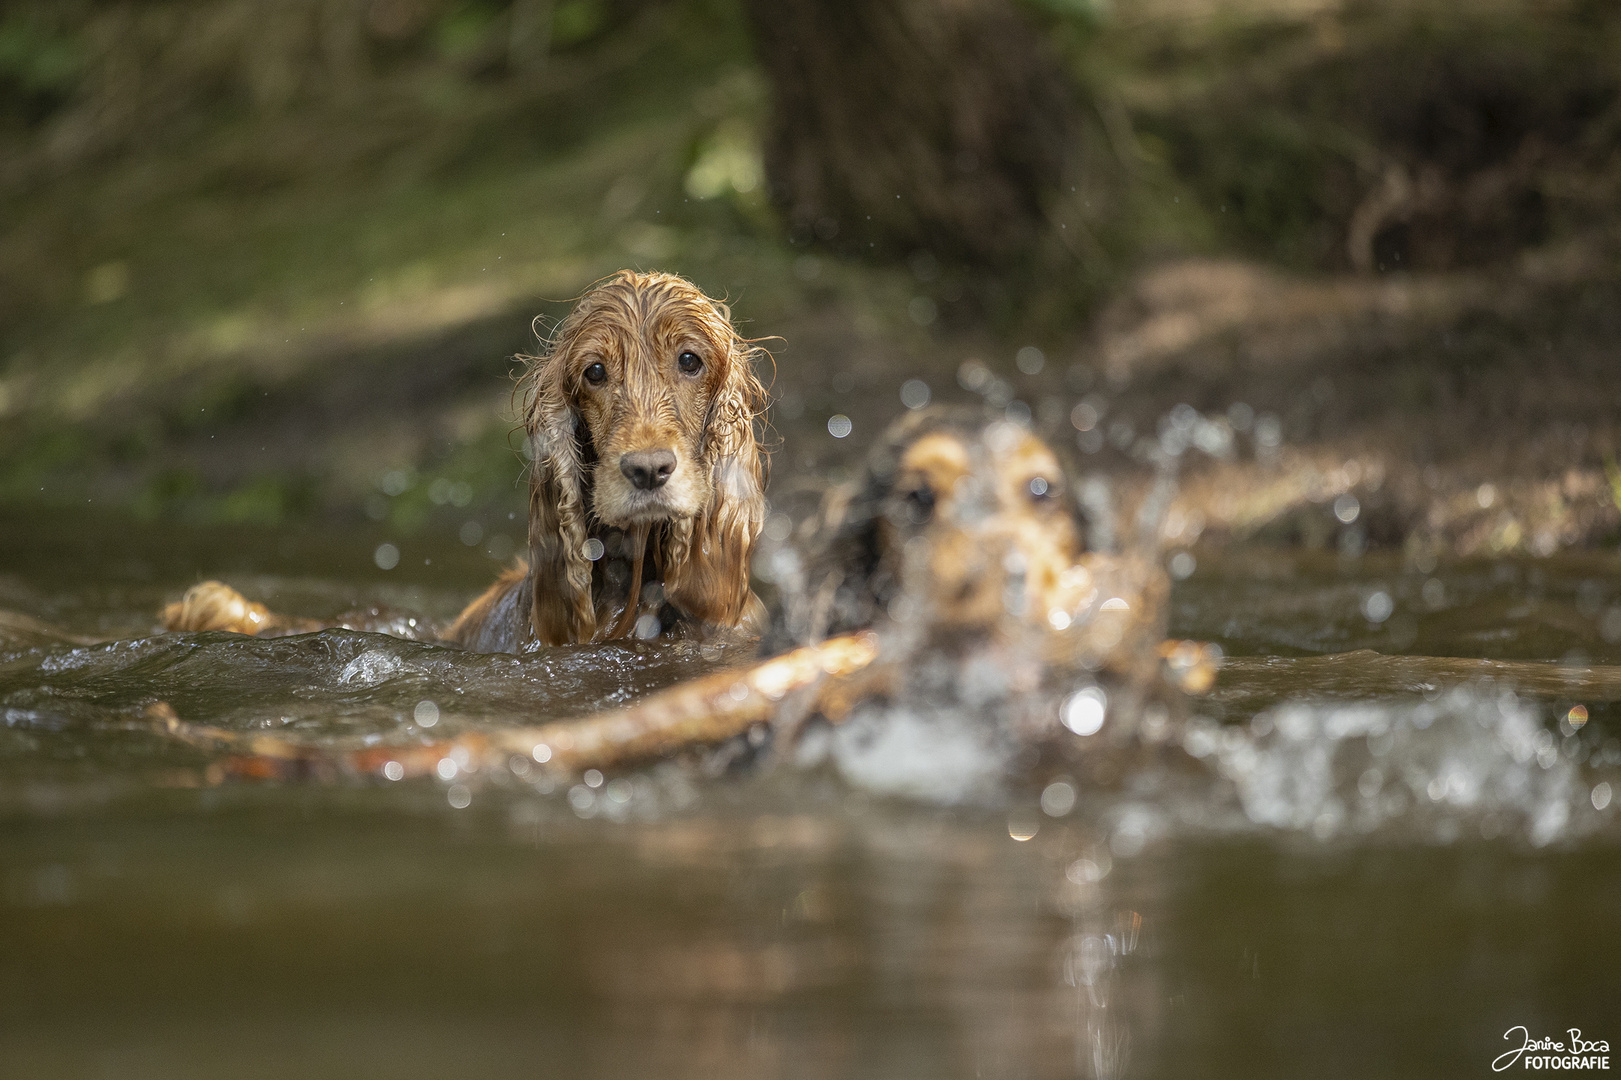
[
  {"left": 677, "top": 351, "right": 703, "bottom": 375},
  {"left": 583, "top": 362, "right": 607, "bottom": 385},
  {"left": 903, "top": 486, "right": 935, "bottom": 524}
]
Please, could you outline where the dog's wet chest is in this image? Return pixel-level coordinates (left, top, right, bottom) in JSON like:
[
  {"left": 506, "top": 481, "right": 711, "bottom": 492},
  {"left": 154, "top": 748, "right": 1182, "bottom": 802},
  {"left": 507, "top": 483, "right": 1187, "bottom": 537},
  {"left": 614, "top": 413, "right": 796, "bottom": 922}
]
[{"left": 590, "top": 527, "right": 665, "bottom": 605}]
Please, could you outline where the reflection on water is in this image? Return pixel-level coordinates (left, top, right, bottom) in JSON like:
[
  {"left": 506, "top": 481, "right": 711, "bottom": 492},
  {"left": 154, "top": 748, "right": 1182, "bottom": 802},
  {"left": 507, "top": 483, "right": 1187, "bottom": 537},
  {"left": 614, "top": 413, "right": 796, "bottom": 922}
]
[
  {"left": 4, "top": 790, "right": 1618, "bottom": 1079},
  {"left": 1, "top": 510, "right": 1618, "bottom": 1078}
]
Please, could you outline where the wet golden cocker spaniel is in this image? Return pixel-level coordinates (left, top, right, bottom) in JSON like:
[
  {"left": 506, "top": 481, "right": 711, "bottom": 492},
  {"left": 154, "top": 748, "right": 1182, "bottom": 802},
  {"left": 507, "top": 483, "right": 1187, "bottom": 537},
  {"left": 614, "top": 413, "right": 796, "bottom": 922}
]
[{"left": 164, "top": 270, "right": 771, "bottom": 651}]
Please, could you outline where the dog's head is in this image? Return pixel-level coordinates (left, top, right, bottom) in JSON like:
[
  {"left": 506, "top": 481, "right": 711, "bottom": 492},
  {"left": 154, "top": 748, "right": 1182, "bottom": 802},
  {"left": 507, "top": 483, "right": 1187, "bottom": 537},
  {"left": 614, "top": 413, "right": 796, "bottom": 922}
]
[
  {"left": 780, "top": 408, "right": 1173, "bottom": 762},
  {"left": 524, "top": 270, "right": 769, "bottom": 644},
  {"left": 790, "top": 408, "right": 1090, "bottom": 646}
]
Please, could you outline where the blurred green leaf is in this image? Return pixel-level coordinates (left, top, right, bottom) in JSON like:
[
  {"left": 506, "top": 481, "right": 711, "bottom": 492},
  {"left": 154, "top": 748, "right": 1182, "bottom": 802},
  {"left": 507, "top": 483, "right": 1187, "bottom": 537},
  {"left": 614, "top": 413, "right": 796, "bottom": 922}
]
[
  {"left": 0, "top": 17, "right": 82, "bottom": 94},
  {"left": 553, "top": 0, "right": 608, "bottom": 50}
]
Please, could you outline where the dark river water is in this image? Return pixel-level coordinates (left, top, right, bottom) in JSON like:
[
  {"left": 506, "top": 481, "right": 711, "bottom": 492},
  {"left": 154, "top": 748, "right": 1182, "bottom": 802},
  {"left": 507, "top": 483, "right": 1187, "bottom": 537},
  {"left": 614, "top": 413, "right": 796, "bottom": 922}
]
[{"left": 1, "top": 508, "right": 1618, "bottom": 1079}]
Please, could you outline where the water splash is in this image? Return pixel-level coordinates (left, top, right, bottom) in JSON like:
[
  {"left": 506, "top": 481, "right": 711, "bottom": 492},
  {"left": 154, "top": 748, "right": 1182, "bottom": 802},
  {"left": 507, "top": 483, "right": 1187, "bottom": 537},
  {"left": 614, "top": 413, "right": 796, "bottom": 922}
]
[{"left": 1184, "top": 684, "right": 1616, "bottom": 846}]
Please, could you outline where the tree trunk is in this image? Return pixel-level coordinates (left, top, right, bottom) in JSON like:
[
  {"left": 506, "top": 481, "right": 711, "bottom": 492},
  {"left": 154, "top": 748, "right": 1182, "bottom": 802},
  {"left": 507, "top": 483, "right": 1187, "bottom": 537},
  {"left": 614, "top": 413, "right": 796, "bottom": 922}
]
[{"left": 742, "top": 0, "right": 1082, "bottom": 270}]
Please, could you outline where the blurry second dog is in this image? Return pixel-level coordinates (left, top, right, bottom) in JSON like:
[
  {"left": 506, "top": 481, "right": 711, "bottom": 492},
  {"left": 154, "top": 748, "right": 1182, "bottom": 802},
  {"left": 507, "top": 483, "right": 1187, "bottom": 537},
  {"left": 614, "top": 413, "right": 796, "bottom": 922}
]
[{"left": 762, "top": 407, "right": 1176, "bottom": 762}]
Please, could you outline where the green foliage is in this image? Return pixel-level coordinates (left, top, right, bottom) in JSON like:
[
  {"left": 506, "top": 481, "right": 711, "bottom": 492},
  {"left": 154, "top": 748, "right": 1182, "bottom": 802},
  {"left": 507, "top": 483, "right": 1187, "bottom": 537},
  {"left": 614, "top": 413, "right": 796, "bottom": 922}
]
[
  {"left": 216, "top": 474, "right": 319, "bottom": 525},
  {"left": 0, "top": 18, "right": 79, "bottom": 92},
  {"left": 133, "top": 467, "right": 204, "bottom": 521},
  {"left": 0, "top": 15, "right": 82, "bottom": 121},
  {"left": 553, "top": 0, "right": 610, "bottom": 50},
  {"left": 435, "top": 3, "right": 505, "bottom": 61},
  {"left": 364, "top": 421, "right": 530, "bottom": 534},
  {"left": 1021, "top": 0, "right": 1109, "bottom": 31},
  {"left": 127, "top": 468, "right": 324, "bottom": 526}
]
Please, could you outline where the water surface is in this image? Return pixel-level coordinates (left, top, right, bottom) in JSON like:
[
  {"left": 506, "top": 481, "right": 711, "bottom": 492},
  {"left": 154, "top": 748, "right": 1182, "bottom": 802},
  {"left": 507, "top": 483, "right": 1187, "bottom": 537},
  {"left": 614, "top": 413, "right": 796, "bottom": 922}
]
[{"left": 1, "top": 508, "right": 1617, "bottom": 1079}]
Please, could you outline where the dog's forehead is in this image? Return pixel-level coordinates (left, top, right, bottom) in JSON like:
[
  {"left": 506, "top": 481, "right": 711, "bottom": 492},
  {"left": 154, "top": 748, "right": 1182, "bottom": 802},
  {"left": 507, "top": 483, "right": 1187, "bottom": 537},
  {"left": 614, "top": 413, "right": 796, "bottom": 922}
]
[
  {"left": 570, "top": 287, "right": 721, "bottom": 355},
  {"left": 648, "top": 292, "right": 729, "bottom": 342},
  {"left": 992, "top": 429, "right": 1063, "bottom": 480},
  {"left": 898, "top": 428, "right": 1063, "bottom": 490},
  {"left": 897, "top": 432, "right": 972, "bottom": 487}
]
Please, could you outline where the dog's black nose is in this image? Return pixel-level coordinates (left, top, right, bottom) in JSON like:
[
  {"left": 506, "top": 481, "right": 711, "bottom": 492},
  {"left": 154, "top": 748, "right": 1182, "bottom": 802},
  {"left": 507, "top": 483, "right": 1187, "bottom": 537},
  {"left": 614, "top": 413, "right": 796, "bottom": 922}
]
[{"left": 620, "top": 449, "right": 677, "bottom": 491}]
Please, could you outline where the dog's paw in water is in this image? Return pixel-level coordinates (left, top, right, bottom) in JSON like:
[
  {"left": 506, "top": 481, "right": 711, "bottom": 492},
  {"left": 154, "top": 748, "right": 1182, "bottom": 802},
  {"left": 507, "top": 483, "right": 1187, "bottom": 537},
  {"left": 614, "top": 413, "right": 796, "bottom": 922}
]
[{"left": 161, "top": 581, "right": 283, "bottom": 635}]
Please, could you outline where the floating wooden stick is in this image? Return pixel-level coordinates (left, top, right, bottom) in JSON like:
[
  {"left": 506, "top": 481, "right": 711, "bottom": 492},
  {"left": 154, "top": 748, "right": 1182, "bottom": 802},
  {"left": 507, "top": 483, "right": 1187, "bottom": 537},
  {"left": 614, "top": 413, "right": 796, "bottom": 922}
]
[
  {"left": 154, "top": 632, "right": 882, "bottom": 781},
  {"left": 486, "top": 630, "right": 881, "bottom": 770}
]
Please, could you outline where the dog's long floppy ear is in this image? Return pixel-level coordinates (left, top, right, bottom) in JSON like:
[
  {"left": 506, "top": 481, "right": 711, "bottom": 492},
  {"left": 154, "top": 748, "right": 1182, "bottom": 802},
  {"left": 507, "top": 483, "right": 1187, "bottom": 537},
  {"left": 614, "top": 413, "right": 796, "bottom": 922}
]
[
  {"left": 802, "top": 413, "right": 928, "bottom": 640},
  {"left": 804, "top": 407, "right": 979, "bottom": 641},
  {"left": 525, "top": 352, "right": 597, "bottom": 645},
  {"left": 662, "top": 319, "right": 769, "bottom": 629}
]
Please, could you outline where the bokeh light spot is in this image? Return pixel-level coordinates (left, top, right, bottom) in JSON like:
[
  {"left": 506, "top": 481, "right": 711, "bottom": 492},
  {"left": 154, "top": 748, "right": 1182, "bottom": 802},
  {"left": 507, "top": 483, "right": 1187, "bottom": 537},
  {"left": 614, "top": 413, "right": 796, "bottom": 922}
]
[
  {"left": 1062, "top": 687, "right": 1108, "bottom": 736},
  {"left": 900, "top": 379, "right": 931, "bottom": 409},
  {"left": 1041, "top": 780, "right": 1077, "bottom": 817}
]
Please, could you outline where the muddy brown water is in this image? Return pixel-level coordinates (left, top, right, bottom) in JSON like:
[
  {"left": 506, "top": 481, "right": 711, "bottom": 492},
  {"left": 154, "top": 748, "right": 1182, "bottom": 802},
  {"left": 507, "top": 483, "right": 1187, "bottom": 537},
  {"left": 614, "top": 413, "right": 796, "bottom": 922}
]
[{"left": 1, "top": 507, "right": 1618, "bottom": 1079}]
